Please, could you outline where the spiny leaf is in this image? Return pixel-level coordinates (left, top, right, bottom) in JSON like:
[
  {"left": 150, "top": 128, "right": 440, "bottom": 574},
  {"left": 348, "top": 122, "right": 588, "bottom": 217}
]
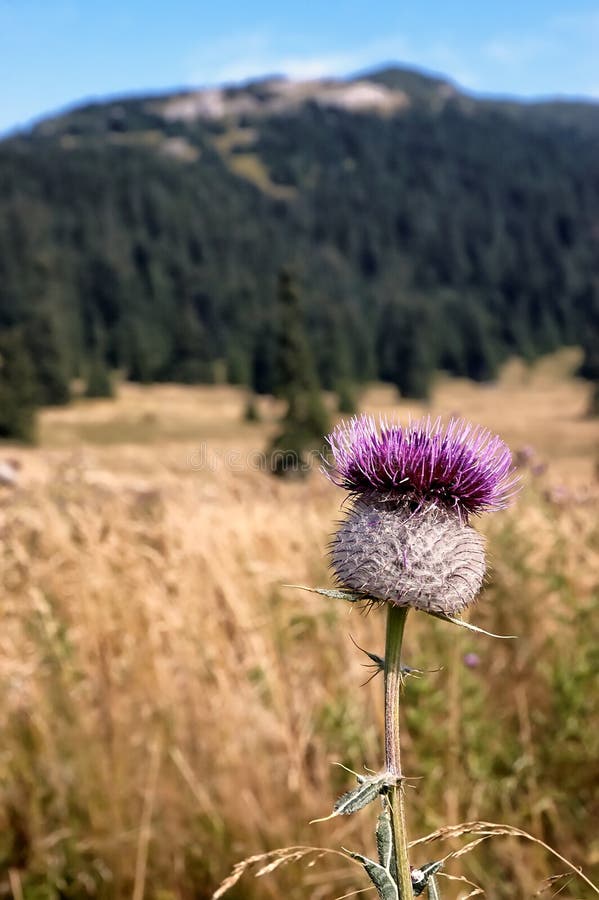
[
  {"left": 349, "top": 852, "right": 399, "bottom": 900},
  {"left": 285, "top": 585, "right": 517, "bottom": 636},
  {"left": 411, "top": 861, "right": 444, "bottom": 896},
  {"left": 425, "top": 610, "right": 517, "bottom": 639},
  {"left": 284, "top": 584, "right": 370, "bottom": 603},
  {"left": 311, "top": 772, "right": 399, "bottom": 823},
  {"left": 349, "top": 634, "right": 385, "bottom": 670},
  {"left": 376, "top": 807, "right": 393, "bottom": 870},
  {"left": 427, "top": 875, "right": 441, "bottom": 900}
]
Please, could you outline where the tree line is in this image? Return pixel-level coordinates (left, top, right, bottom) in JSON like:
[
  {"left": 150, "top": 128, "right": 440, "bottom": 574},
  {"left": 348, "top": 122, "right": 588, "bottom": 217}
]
[{"left": 1, "top": 72, "right": 599, "bottom": 439}]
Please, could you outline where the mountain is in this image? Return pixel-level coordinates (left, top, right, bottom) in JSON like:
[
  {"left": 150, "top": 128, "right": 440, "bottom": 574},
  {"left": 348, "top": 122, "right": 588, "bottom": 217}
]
[{"left": 1, "top": 64, "right": 598, "bottom": 398}]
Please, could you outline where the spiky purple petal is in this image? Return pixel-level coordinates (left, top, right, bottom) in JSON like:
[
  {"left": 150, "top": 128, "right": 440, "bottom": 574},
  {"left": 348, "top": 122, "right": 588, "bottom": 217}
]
[{"left": 324, "top": 415, "right": 518, "bottom": 516}]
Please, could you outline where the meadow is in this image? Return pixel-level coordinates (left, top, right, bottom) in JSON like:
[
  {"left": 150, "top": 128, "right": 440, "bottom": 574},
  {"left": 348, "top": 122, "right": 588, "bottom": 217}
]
[{"left": 0, "top": 351, "right": 597, "bottom": 899}]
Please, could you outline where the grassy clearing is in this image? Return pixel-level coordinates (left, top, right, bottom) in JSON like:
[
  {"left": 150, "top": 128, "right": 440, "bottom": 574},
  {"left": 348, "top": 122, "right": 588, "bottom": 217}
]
[
  {"left": 211, "top": 127, "right": 296, "bottom": 200},
  {"left": 0, "top": 352, "right": 597, "bottom": 898}
]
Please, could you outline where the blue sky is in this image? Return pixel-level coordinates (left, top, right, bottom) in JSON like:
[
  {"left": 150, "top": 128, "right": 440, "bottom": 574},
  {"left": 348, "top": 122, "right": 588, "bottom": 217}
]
[{"left": 1, "top": 0, "right": 598, "bottom": 134}]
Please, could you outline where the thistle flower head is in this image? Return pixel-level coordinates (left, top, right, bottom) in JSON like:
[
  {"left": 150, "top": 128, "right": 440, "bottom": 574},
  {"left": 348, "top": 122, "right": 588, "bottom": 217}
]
[
  {"left": 325, "top": 415, "right": 517, "bottom": 517},
  {"left": 325, "top": 416, "right": 519, "bottom": 613},
  {"left": 331, "top": 498, "right": 486, "bottom": 613}
]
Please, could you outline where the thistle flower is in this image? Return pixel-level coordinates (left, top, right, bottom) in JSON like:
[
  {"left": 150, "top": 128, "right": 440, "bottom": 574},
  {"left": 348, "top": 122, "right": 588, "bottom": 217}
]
[{"left": 325, "top": 416, "right": 518, "bottom": 614}]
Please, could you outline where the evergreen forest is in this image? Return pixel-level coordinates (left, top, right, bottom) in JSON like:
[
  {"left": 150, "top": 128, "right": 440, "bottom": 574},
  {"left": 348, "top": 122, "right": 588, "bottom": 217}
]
[{"left": 1, "top": 65, "right": 598, "bottom": 423}]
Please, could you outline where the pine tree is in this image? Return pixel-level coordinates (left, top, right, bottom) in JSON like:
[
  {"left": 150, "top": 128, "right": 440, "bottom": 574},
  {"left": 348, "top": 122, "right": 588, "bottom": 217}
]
[
  {"left": 126, "top": 321, "right": 163, "bottom": 384},
  {"left": 269, "top": 270, "right": 329, "bottom": 477},
  {"left": 169, "top": 304, "right": 213, "bottom": 383},
  {"left": 85, "top": 324, "right": 115, "bottom": 398},
  {"left": 380, "top": 302, "right": 436, "bottom": 401},
  {"left": 227, "top": 344, "right": 250, "bottom": 386},
  {"left": 337, "top": 379, "right": 357, "bottom": 414},
  {"left": 85, "top": 349, "right": 114, "bottom": 398},
  {"left": 251, "top": 325, "right": 276, "bottom": 395},
  {"left": 318, "top": 309, "right": 358, "bottom": 413},
  {"left": 24, "top": 311, "right": 71, "bottom": 406},
  {"left": 0, "top": 329, "right": 39, "bottom": 442},
  {"left": 128, "top": 333, "right": 153, "bottom": 384},
  {"left": 458, "top": 299, "right": 500, "bottom": 383},
  {"left": 273, "top": 270, "right": 319, "bottom": 399}
]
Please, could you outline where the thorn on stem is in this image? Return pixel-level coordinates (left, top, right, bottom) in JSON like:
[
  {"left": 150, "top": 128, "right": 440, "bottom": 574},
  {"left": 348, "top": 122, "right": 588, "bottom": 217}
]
[{"left": 350, "top": 634, "right": 443, "bottom": 686}]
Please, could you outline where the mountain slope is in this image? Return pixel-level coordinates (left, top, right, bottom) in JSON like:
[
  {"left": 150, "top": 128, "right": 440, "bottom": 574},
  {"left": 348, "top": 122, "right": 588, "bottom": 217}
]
[{"left": 1, "top": 65, "right": 598, "bottom": 396}]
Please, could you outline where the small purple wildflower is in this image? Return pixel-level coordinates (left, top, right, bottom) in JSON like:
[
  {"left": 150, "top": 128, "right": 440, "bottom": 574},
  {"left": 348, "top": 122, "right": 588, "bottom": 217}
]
[
  {"left": 325, "top": 415, "right": 518, "bottom": 517},
  {"left": 463, "top": 652, "right": 481, "bottom": 669},
  {"left": 514, "top": 444, "right": 536, "bottom": 468}
]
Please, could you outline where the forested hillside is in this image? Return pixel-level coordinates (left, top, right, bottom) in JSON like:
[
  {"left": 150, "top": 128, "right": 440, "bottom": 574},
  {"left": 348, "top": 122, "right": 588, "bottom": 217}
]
[{"left": 1, "top": 65, "right": 598, "bottom": 400}]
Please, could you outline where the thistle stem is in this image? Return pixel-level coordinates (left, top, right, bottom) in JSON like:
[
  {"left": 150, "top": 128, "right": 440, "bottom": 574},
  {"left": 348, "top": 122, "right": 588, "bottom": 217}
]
[{"left": 384, "top": 604, "right": 413, "bottom": 900}]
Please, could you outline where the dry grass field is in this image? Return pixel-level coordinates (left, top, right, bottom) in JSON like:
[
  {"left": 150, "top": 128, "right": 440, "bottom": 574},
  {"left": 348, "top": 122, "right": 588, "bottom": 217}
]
[{"left": 0, "top": 350, "right": 598, "bottom": 899}]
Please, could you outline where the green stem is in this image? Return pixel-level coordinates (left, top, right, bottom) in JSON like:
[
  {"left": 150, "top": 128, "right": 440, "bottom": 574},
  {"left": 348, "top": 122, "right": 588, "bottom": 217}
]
[{"left": 384, "top": 604, "right": 413, "bottom": 900}]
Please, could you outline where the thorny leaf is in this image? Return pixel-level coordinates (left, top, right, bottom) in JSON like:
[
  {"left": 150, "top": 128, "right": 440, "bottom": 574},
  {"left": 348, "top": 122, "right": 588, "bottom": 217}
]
[
  {"left": 350, "top": 635, "right": 439, "bottom": 684},
  {"left": 284, "top": 584, "right": 369, "bottom": 602},
  {"left": 311, "top": 772, "right": 401, "bottom": 823},
  {"left": 376, "top": 804, "right": 399, "bottom": 888},
  {"left": 349, "top": 851, "right": 399, "bottom": 900},
  {"left": 349, "top": 634, "right": 385, "bottom": 671},
  {"left": 427, "top": 875, "right": 441, "bottom": 899},
  {"left": 425, "top": 610, "right": 517, "bottom": 639},
  {"left": 376, "top": 808, "right": 393, "bottom": 871},
  {"left": 285, "top": 584, "right": 517, "bottom": 638},
  {"left": 411, "top": 861, "right": 444, "bottom": 896}
]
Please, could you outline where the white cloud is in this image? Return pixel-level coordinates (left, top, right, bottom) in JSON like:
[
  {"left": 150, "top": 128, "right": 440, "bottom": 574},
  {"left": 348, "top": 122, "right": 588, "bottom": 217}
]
[
  {"left": 186, "top": 31, "right": 412, "bottom": 87},
  {"left": 184, "top": 14, "right": 599, "bottom": 100},
  {"left": 185, "top": 28, "right": 488, "bottom": 95},
  {"left": 208, "top": 51, "right": 362, "bottom": 85},
  {"left": 484, "top": 35, "right": 555, "bottom": 66}
]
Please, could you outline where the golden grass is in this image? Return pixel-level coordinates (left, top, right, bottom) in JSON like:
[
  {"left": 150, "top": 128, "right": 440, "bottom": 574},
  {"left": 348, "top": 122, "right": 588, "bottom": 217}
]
[{"left": 0, "top": 352, "right": 597, "bottom": 898}]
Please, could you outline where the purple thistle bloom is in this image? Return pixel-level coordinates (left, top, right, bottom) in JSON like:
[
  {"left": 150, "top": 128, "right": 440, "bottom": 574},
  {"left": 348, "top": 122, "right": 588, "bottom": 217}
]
[
  {"left": 325, "top": 415, "right": 518, "bottom": 517},
  {"left": 325, "top": 416, "right": 519, "bottom": 613}
]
